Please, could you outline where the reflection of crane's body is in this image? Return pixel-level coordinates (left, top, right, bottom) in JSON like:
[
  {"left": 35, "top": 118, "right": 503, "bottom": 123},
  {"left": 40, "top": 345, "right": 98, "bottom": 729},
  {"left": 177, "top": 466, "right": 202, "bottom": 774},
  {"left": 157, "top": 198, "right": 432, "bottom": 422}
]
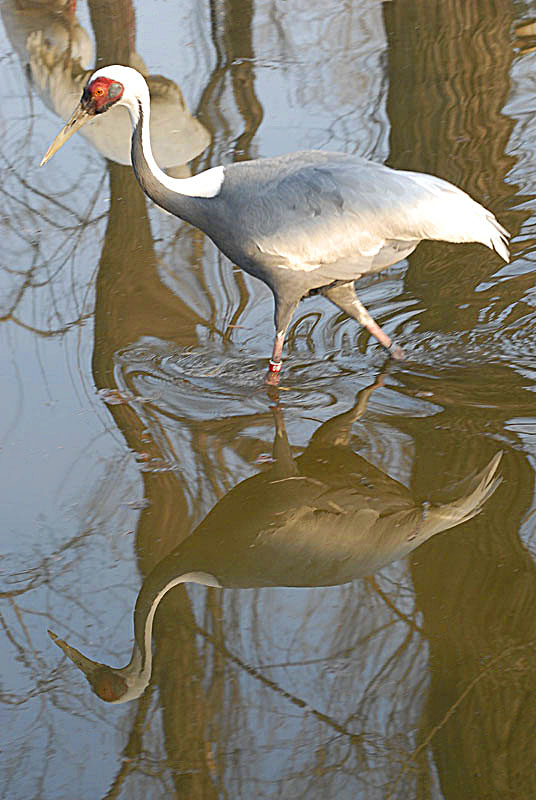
[
  {"left": 41, "top": 66, "right": 510, "bottom": 381},
  {"left": 49, "top": 375, "right": 502, "bottom": 704}
]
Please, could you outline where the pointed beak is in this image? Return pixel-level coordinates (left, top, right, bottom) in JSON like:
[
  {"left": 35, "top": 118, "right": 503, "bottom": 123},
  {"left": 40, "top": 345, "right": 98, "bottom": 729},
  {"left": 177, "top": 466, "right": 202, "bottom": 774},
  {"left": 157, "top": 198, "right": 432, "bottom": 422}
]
[
  {"left": 40, "top": 102, "right": 93, "bottom": 166},
  {"left": 48, "top": 628, "right": 102, "bottom": 676},
  {"left": 49, "top": 629, "right": 131, "bottom": 702}
]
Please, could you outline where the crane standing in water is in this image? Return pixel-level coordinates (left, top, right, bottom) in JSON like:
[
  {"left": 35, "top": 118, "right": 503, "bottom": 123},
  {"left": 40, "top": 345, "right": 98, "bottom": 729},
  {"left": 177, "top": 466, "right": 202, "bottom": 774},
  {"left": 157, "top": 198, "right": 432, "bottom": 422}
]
[{"left": 41, "top": 65, "right": 510, "bottom": 383}]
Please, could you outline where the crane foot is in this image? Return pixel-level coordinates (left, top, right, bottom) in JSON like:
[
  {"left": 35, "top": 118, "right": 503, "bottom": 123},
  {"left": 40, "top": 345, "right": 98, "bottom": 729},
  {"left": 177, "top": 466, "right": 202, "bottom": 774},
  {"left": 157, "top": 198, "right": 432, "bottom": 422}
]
[{"left": 388, "top": 342, "right": 406, "bottom": 360}]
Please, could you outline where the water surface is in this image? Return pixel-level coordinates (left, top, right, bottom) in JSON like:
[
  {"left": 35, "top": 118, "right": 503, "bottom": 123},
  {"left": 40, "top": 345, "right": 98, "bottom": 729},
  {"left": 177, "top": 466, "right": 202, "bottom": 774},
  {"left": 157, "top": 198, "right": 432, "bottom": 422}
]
[{"left": 1, "top": 1, "right": 536, "bottom": 798}]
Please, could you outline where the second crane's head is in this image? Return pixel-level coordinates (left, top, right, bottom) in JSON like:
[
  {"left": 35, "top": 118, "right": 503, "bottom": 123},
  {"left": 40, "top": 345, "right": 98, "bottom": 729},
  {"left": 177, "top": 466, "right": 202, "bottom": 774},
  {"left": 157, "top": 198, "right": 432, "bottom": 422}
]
[{"left": 40, "top": 65, "right": 146, "bottom": 166}]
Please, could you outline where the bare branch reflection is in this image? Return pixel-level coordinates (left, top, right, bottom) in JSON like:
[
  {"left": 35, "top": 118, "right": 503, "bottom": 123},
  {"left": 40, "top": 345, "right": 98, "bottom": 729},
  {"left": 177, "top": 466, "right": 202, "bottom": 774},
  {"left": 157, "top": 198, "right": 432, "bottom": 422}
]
[{"left": 2, "top": 0, "right": 536, "bottom": 797}]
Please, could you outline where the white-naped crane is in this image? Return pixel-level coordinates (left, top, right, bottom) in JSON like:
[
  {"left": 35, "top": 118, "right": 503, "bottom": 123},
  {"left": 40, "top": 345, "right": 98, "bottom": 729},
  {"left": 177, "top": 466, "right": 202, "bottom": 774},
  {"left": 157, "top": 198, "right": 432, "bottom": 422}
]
[
  {"left": 41, "top": 65, "right": 510, "bottom": 383},
  {"left": 48, "top": 373, "right": 502, "bottom": 705}
]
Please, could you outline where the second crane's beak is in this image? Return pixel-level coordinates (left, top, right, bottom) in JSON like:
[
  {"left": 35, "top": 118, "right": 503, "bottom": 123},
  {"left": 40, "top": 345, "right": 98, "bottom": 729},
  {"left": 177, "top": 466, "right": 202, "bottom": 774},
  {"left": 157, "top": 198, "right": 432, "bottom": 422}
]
[{"left": 40, "top": 102, "right": 93, "bottom": 166}]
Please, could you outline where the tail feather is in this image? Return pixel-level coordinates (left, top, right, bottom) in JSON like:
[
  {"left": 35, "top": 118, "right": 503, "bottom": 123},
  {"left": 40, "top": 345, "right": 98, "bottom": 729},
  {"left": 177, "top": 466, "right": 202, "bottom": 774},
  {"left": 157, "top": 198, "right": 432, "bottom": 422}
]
[
  {"left": 487, "top": 214, "right": 510, "bottom": 263},
  {"left": 398, "top": 170, "right": 511, "bottom": 262},
  {"left": 420, "top": 452, "right": 502, "bottom": 537}
]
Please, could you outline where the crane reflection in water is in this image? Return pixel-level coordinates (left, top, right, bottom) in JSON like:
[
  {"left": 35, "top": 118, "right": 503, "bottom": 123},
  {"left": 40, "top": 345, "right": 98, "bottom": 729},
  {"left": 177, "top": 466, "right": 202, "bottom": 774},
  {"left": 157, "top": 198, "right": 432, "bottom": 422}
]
[{"left": 49, "top": 375, "right": 502, "bottom": 704}]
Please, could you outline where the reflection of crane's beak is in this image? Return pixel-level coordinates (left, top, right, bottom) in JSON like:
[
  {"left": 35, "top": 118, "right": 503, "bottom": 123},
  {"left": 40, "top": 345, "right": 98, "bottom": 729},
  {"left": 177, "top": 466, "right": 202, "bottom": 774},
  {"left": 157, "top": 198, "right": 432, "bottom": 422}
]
[
  {"left": 40, "top": 103, "right": 93, "bottom": 166},
  {"left": 49, "top": 628, "right": 131, "bottom": 703},
  {"left": 48, "top": 628, "right": 101, "bottom": 676}
]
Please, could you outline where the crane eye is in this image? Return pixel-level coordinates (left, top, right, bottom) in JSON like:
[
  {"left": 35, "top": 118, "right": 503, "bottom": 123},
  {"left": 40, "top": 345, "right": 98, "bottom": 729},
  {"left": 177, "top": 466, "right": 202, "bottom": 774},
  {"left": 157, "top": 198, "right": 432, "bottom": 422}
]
[{"left": 94, "top": 87, "right": 105, "bottom": 98}]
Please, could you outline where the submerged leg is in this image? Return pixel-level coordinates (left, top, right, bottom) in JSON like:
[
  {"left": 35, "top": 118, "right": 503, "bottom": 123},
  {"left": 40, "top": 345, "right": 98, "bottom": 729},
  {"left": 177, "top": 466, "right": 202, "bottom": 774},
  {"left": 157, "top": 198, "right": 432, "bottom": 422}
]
[
  {"left": 266, "top": 294, "right": 300, "bottom": 386},
  {"left": 323, "top": 282, "right": 405, "bottom": 360}
]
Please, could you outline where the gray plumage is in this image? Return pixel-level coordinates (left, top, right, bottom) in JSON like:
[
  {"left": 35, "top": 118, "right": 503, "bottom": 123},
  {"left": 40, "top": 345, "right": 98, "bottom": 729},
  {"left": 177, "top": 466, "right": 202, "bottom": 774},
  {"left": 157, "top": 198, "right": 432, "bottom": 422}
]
[
  {"left": 48, "top": 395, "right": 502, "bottom": 703},
  {"left": 137, "top": 144, "right": 509, "bottom": 294},
  {"left": 41, "top": 65, "right": 511, "bottom": 374},
  {"left": 201, "top": 151, "right": 509, "bottom": 276}
]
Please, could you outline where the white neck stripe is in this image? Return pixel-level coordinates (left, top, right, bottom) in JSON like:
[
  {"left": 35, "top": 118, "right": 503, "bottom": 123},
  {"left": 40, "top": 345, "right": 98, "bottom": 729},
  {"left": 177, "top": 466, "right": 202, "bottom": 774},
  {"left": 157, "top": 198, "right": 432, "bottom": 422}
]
[{"left": 121, "top": 76, "right": 224, "bottom": 198}]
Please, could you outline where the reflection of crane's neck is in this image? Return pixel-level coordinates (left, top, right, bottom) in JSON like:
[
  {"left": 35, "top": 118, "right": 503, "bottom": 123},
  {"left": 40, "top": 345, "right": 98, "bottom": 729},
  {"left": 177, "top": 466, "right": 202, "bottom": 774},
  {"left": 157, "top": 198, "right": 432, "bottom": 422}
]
[{"left": 121, "top": 570, "right": 222, "bottom": 702}]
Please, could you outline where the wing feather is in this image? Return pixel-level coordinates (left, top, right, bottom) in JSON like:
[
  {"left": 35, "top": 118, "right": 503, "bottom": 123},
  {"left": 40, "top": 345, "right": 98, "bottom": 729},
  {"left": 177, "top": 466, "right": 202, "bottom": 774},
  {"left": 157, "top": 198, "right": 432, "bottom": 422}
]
[{"left": 223, "top": 152, "right": 509, "bottom": 280}]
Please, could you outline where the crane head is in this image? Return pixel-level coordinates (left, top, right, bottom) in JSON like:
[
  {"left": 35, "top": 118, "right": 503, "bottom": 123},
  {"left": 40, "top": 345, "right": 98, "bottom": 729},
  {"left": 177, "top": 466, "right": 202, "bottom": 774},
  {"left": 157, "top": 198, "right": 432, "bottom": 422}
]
[
  {"left": 49, "top": 628, "right": 132, "bottom": 703},
  {"left": 49, "top": 627, "right": 153, "bottom": 703},
  {"left": 40, "top": 73, "right": 125, "bottom": 166}
]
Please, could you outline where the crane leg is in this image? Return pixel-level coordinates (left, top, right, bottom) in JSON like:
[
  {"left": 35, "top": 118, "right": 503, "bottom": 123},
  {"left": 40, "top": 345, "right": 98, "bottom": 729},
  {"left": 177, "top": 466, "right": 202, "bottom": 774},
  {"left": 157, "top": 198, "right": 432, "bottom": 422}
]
[
  {"left": 266, "top": 295, "right": 300, "bottom": 385},
  {"left": 323, "top": 282, "right": 405, "bottom": 360}
]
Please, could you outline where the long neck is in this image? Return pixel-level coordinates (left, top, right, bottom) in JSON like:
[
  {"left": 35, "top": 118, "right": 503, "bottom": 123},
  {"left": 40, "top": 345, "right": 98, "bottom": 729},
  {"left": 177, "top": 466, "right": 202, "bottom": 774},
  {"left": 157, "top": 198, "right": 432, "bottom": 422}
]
[
  {"left": 126, "top": 96, "right": 224, "bottom": 221},
  {"left": 126, "top": 565, "right": 221, "bottom": 684}
]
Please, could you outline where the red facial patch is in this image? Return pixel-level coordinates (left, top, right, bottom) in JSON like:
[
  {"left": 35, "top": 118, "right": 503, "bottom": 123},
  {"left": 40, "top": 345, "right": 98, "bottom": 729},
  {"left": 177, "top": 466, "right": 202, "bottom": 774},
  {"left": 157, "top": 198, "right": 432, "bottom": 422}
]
[
  {"left": 89, "top": 667, "right": 128, "bottom": 701},
  {"left": 87, "top": 76, "right": 124, "bottom": 112}
]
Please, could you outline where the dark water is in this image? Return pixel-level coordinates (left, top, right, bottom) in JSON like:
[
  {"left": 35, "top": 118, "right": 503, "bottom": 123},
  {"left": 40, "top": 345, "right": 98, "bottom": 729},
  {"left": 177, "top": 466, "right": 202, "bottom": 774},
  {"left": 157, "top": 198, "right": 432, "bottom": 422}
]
[{"left": 1, "top": 1, "right": 536, "bottom": 797}]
